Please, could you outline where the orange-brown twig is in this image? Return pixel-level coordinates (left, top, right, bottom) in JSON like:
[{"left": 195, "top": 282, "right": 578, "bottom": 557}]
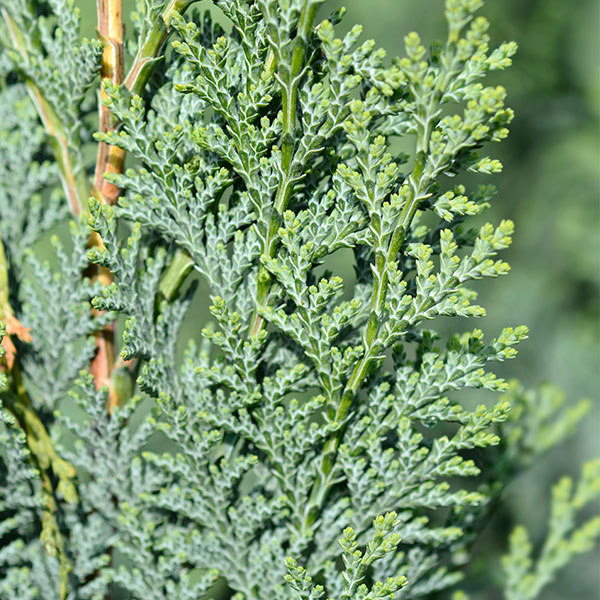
[
  {"left": 90, "top": 0, "right": 125, "bottom": 411},
  {"left": 94, "top": 0, "right": 126, "bottom": 206},
  {"left": 0, "top": 233, "right": 32, "bottom": 370}
]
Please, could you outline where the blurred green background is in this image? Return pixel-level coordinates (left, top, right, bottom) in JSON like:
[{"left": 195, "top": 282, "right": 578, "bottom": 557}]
[{"left": 73, "top": 1, "right": 599, "bottom": 597}]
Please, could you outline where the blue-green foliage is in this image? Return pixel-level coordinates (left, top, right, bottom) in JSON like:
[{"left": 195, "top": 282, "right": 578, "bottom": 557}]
[
  {"left": 21, "top": 225, "right": 112, "bottom": 408},
  {"left": 1, "top": 0, "right": 102, "bottom": 149},
  {"left": 0, "top": 1, "right": 597, "bottom": 599},
  {"left": 0, "top": 84, "right": 64, "bottom": 268}
]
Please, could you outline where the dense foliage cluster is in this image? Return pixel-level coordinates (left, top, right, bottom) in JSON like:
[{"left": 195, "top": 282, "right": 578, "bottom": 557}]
[{"left": 0, "top": 1, "right": 597, "bottom": 599}]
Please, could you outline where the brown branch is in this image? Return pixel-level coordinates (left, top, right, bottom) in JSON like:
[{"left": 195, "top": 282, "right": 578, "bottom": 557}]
[
  {"left": 94, "top": 0, "right": 125, "bottom": 206},
  {"left": 1, "top": 233, "right": 32, "bottom": 369},
  {"left": 90, "top": 0, "right": 125, "bottom": 412}
]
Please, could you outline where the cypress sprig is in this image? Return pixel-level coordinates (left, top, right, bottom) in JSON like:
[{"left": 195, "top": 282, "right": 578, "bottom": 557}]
[{"left": 0, "top": 1, "right": 597, "bottom": 599}]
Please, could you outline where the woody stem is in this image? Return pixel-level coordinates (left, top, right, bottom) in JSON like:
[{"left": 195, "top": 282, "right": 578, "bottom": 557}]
[{"left": 90, "top": 0, "right": 125, "bottom": 411}]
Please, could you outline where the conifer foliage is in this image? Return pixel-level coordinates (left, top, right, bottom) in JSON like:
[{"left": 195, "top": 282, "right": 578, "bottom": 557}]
[{"left": 0, "top": 1, "right": 597, "bottom": 599}]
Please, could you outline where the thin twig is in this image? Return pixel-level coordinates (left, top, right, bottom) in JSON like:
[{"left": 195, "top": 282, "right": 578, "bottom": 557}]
[
  {"left": 248, "top": 0, "right": 318, "bottom": 338},
  {"left": 94, "top": 0, "right": 126, "bottom": 206},
  {"left": 90, "top": 0, "right": 125, "bottom": 411}
]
